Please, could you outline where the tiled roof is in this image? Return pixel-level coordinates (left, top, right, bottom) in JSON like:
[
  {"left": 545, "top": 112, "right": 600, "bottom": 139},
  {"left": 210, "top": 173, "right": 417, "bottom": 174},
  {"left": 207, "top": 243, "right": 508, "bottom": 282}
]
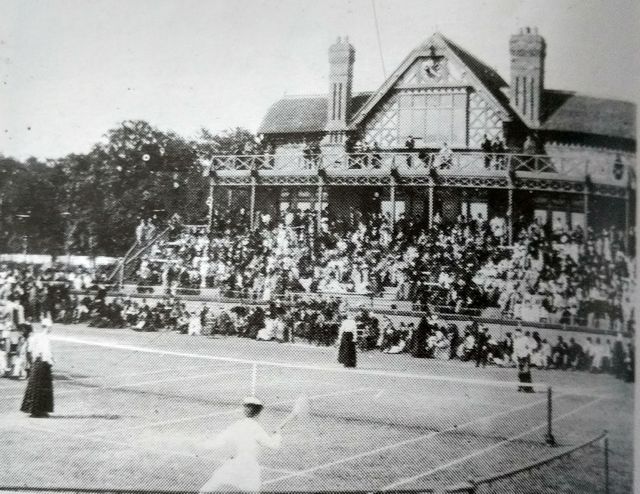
[
  {"left": 541, "top": 90, "right": 635, "bottom": 141},
  {"left": 439, "top": 35, "right": 511, "bottom": 111},
  {"left": 258, "top": 35, "right": 636, "bottom": 143},
  {"left": 258, "top": 92, "right": 373, "bottom": 134}
]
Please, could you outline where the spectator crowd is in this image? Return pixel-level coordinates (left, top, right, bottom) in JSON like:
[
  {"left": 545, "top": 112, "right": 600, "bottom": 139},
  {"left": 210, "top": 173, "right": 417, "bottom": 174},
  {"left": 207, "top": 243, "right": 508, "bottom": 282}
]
[
  {"left": 0, "top": 261, "right": 634, "bottom": 383},
  {"left": 130, "top": 205, "right": 635, "bottom": 333}
]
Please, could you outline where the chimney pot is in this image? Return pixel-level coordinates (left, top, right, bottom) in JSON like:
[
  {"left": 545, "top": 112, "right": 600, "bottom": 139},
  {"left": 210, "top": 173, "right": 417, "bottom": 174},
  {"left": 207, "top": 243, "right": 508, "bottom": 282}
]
[
  {"left": 510, "top": 28, "right": 545, "bottom": 128},
  {"left": 324, "top": 36, "right": 355, "bottom": 133}
]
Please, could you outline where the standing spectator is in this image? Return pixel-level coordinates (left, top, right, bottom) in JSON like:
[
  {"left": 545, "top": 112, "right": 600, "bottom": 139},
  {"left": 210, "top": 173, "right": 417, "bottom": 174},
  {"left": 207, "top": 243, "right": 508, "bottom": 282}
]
[
  {"left": 523, "top": 135, "right": 537, "bottom": 155},
  {"left": 492, "top": 137, "right": 506, "bottom": 169},
  {"left": 513, "top": 326, "right": 534, "bottom": 392},
  {"left": 481, "top": 134, "right": 493, "bottom": 168},
  {"left": 611, "top": 335, "right": 626, "bottom": 379},
  {"left": 551, "top": 336, "right": 569, "bottom": 369},
  {"left": 475, "top": 326, "right": 490, "bottom": 367},
  {"left": 337, "top": 317, "right": 357, "bottom": 368},
  {"left": 437, "top": 142, "right": 453, "bottom": 169},
  {"left": 405, "top": 136, "right": 415, "bottom": 167},
  {"left": 20, "top": 323, "right": 54, "bottom": 418},
  {"left": 410, "top": 316, "right": 429, "bottom": 358},
  {"left": 188, "top": 312, "right": 202, "bottom": 336}
]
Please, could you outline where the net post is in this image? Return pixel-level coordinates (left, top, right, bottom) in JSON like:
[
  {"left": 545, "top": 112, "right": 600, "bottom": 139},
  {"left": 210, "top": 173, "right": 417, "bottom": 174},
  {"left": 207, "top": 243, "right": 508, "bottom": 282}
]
[
  {"left": 545, "top": 386, "right": 557, "bottom": 446},
  {"left": 604, "top": 430, "right": 610, "bottom": 494}
]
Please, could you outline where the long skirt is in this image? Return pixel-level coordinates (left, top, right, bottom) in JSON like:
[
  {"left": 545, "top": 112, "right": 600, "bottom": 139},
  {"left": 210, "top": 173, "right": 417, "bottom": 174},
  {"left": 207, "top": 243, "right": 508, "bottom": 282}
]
[
  {"left": 338, "top": 334, "right": 357, "bottom": 368},
  {"left": 200, "top": 457, "right": 261, "bottom": 493},
  {"left": 20, "top": 358, "right": 54, "bottom": 417},
  {"left": 517, "top": 357, "right": 534, "bottom": 393}
]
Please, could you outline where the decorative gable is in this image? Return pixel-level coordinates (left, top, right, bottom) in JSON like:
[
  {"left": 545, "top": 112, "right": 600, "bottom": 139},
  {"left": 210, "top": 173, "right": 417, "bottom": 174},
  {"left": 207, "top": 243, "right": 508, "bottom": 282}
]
[
  {"left": 396, "top": 52, "right": 471, "bottom": 88},
  {"left": 354, "top": 34, "right": 512, "bottom": 149}
]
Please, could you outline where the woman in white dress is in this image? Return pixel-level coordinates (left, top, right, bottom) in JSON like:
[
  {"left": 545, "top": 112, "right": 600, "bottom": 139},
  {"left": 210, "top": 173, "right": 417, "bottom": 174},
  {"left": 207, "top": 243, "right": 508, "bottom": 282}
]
[
  {"left": 431, "top": 330, "right": 451, "bottom": 360},
  {"left": 200, "top": 397, "right": 281, "bottom": 493},
  {"left": 256, "top": 315, "right": 276, "bottom": 341}
]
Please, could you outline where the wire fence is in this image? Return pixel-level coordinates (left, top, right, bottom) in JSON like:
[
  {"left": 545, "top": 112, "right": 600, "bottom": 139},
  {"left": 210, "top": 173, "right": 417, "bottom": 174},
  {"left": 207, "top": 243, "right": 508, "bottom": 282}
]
[
  {"left": 0, "top": 429, "right": 611, "bottom": 493},
  {"left": 444, "top": 431, "right": 609, "bottom": 494}
]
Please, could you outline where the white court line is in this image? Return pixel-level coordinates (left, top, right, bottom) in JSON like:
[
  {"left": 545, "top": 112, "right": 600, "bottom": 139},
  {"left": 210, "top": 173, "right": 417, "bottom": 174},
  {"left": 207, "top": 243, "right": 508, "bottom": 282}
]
[
  {"left": 0, "top": 368, "right": 246, "bottom": 400},
  {"left": 94, "top": 386, "right": 377, "bottom": 436},
  {"left": 382, "top": 396, "right": 605, "bottom": 490},
  {"left": 51, "top": 335, "right": 553, "bottom": 391},
  {"left": 262, "top": 390, "right": 561, "bottom": 486},
  {"left": 19, "top": 423, "right": 297, "bottom": 476}
]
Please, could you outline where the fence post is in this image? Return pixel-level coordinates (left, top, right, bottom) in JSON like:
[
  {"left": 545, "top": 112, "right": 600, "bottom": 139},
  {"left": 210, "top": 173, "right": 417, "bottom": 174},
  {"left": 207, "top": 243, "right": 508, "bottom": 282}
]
[
  {"left": 604, "top": 431, "right": 609, "bottom": 494},
  {"left": 206, "top": 176, "right": 214, "bottom": 235},
  {"left": 249, "top": 175, "right": 256, "bottom": 230},
  {"left": 545, "top": 386, "right": 557, "bottom": 446}
]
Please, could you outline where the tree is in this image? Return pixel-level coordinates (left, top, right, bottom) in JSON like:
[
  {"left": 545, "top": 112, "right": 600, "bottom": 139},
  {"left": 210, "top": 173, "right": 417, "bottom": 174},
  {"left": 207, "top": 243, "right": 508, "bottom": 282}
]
[
  {"left": 194, "top": 127, "right": 259, "bottom": 157},
  {"left": 0, "top": 123, "right": 258, "bottom": 257},
  {"left": 0, "top": 156, "right": 60, "bottom": 254}
]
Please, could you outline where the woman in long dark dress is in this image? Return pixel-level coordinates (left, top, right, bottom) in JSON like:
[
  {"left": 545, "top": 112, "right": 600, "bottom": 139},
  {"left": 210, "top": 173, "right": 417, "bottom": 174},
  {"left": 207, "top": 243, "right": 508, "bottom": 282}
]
[
  {"left": 410, "top": 316, "right": 429, "bottom": 358},
  {"left": 21, "top": 324, "right": 54, "bottom": 418},
  {"left": 337, "top": 316, "right": 357, "bottom": 368},
  {"left": 338, "top": 331, "right": 357, "bottom": 368}
]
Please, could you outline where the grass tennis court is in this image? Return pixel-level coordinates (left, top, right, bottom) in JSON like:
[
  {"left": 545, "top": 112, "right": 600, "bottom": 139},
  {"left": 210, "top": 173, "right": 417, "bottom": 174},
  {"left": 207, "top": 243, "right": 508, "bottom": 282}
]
[{"left": 0, "top": 324, "right": 633, "bottom": 493}]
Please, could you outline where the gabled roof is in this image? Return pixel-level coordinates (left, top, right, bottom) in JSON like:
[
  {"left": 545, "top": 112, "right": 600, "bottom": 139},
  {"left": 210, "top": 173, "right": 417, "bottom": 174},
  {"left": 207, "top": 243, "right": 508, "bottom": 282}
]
[
  {"left": 258, "top": 92, "right": 373, "bottom": 134},
  {"left": 541, "top": 90, "right": 635, "bottom": 141},
  {"left": 349, "top": 32, "right": 512, "bottom": 127},
  {"left": 440, "top": 35, "right": 511, "bottom": 111},
  {"left": 258, "top": 33, "right": 636, "bottom": 145}
]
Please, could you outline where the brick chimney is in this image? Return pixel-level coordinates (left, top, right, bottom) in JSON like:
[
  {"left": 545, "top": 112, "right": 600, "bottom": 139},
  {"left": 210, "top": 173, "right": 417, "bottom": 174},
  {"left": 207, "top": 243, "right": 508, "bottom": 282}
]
[
  {"left": 509, "top": 27, "right": 545, "bottom": 128},
  {"left": 322, "top": 37, "right": 355, "bottom": 148}
]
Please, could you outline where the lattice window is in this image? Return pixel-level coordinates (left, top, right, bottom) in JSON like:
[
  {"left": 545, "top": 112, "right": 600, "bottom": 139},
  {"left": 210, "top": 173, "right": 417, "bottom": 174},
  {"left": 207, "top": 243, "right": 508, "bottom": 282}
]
[
  {"left": 468, "top": 92, "right": 503, "bottom": 147},
  {"left": 362, "top": 96, "right": 400, "bottom": 148}
]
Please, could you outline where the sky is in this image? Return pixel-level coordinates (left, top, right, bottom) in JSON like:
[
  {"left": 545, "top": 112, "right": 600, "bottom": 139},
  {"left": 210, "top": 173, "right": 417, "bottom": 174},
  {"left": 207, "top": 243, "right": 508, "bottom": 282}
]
[{"left": 1, "top": 0, "right": 638, "bottom": 161}]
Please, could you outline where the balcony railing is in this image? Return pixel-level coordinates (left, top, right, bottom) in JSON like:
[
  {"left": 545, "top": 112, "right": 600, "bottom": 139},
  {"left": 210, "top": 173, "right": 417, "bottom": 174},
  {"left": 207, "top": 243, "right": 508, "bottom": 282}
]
[{"left": 206, "top": 151, "right": 635, "bottom": 185}]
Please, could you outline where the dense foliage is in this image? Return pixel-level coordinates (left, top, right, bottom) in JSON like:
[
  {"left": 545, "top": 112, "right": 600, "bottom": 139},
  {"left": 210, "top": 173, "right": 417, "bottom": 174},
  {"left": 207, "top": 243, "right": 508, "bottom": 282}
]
[{"left": 0, "top": 121, "right": 256, "bottom": 256}]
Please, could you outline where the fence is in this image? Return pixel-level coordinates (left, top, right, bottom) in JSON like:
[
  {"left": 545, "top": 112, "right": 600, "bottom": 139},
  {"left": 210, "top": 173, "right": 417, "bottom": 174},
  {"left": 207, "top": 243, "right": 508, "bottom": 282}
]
[
  {"left": 0, "top": 430, "right": 609, "bottom": 494},
  {"left": 444, "top": 432, "right": 609, "bottom": 494},
  {"left": 205, "top": 150, "right": 635, "bottom": 186}
]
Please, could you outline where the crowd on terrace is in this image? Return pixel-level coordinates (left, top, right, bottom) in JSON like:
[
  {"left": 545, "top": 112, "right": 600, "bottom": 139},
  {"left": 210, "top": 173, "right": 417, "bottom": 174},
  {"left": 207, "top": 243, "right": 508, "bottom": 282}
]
[
  {"left": 0, "top": 262, "right": 634, "bottom": 382},
  {"left": 131, "top": 205, "right": 635, "bottom": 332}
]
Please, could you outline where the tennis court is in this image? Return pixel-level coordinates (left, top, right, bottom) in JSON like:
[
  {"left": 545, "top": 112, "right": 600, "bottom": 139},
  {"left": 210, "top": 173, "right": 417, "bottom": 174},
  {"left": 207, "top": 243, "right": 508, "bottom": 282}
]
[{"left": 0, "top": 324, "right": 633, "bottom": 493}]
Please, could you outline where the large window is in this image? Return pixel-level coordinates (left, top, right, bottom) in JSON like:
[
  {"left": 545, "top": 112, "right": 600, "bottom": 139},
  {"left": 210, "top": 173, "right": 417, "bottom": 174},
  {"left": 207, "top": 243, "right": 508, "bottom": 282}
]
[{"left": 398, "top": 90, "right": 468, "bottom": 147}]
